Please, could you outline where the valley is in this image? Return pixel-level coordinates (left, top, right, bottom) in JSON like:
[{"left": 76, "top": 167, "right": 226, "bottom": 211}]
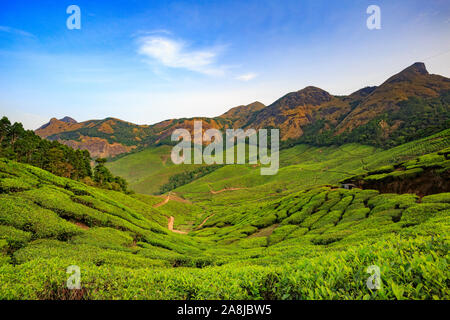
[
  {"left": 0, "top": 127, "right": 449, "bottom": 299},
  {"left": 0, "top": 62, "right": 449, "bottom": 300}
]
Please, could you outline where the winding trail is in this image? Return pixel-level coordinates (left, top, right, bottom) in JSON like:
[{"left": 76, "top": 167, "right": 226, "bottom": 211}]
[
  {"left": 167, "top": 216, "right": 188, "bottom": 234},
  {"left": 195, "top": 214, "right": 215, "bottom": 230},
  {"left": 154, "top": 196, "right": 169, "bottom": 208},
  {"left": 156, "top": 191, "right": 217, "bottom": 234},
  {"left": 209, "top": 187, "right": 247, "bottom": 194},
  {"left": 167, "top": 214, "right": 216, "bottom": 234},
  {"left": 153, "top": 192, "right": 191, "bottom": 208}
]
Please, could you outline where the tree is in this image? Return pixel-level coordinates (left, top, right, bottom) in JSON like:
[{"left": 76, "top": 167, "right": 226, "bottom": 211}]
[
  {"left": 95, "top": 158, "right": 107, "bottom": 165},
  {"left": 0, "top": 116, "right": 129, "bottom": 193}
]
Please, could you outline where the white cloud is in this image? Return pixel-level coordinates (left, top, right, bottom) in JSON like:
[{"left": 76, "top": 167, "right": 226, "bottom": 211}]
[
  {"left": 0, "top": 26, "right": 35, "bottom": 38},
  {"left": 235, "top": 73, "right": 258, "bottom": 81},
  {"left": 137, "top": 36, "right": 226, "bottom": 76},
  {"left": 132, "top": 29, "right": 172, "bottom": 37}
]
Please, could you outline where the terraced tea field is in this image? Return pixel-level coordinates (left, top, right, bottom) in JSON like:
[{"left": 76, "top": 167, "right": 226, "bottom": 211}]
[{"left": 0, "top": 129, "right": 449, "bottom": 299}]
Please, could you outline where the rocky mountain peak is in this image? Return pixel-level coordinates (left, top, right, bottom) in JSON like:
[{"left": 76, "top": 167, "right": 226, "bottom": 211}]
[{"left": 384, "top": 62, "right": 429, "bottom": 84}]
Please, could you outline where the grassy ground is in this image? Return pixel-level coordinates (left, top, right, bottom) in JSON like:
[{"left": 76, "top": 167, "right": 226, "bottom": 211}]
[{"left": 106, "top": 145, "right": 209, "bottom": 194}]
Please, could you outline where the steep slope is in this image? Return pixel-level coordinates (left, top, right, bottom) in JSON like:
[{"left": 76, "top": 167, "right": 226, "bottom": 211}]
[
  {"left": 148, "top": 118, "right": 228, "bottom": 145},
  {"left": 36, "top": 117, "right": 81, "bottom": 137}
]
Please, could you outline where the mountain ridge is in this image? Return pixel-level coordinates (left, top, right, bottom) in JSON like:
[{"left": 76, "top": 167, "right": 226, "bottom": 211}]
[
  {"left": 35, "top": 62, "right": 450, "bottom": 158},
  {"left": 336, "top": 62, "right": 450, "bottom": 134}
]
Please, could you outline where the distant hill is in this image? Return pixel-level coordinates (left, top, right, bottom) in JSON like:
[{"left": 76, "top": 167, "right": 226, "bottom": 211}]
[
  {"left": 243, "top": 86, "right": 351, "bottom": 140},
  {"left": 35, "top": 62, "right": 450, "bottom": 158},
  {"left": 37, "top": 116, "right": 77, "bottom": 132},
  {"left": 218, "top": 101, "right": 266, "bottom": 128},
  {"left": 35, "top": 117, "right": 150, "bottom": 158},
  {"left": 336, "top": 62, "right": 450, "bottom": 133}
]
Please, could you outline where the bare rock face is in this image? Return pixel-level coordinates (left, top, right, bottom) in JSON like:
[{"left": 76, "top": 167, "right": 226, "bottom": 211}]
[{"left": 61, "top": 136, "right": 136, "bottom": 159}]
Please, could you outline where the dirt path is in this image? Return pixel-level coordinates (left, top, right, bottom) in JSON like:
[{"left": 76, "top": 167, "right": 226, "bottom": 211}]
[
  {"left": 248, "top": 224, "right": 279, "bottom": 238},
  {"left": 167, "top": 216, "right": 188, "bottom": 234},
  {"left": 209, "top": 187, "right": 247, "bottom": 194},
  {"left": 154, "top": 196, "right": 169, "bottom": 208},
  {"left": 195, "top": 214, "right": 215, "bottom": 230},
  {"left": 153, "top": 192, "right": 191, "bottom": 208},
  {"left": 167, "top": 214, "right": 215, "bottom": 234},
  {"left": 73, "top": 221, "right": 90, "bottom": 230}
]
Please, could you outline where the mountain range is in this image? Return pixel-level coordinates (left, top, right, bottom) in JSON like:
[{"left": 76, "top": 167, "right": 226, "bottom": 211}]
[{"left": 35, "top": 62, "right": 450, "bottom": 158}]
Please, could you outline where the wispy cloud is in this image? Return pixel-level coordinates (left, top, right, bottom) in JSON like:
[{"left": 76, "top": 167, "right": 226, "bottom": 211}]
[
  {"left": 235, "top": 73, "right": 258, "bottom": 81},
  {"left": 132, "top": 29, "right": 172, "bottom": 38},
  {"left": 0, "top": 26, "right": 35, "bottom": 38},
  {"left": 137, "top": 36, "right": 226, "bottom": 76}
]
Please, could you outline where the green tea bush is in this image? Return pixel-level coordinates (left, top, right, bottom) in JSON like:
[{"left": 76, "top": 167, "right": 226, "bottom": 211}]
[
  {"left": 422, "top": 193, "right": 450, "bottom": 204},
  {"left": 70, "top": 227, "right": 134, "bottom": 250},
  {"left": 0, "top": 151, "right": 449, "bottom": 300},
  {"left": 340, "top": 208, "right": 370, "bottom": 223},
  {"left": 0, "top": 196, "right": 81, "bottom": 240},
  {"left": 312, "top": 210, "right": 342, "bottom": 229},
  {"left": 268, "top": 225, "right": 298, "bottom": 245},
  {"left": 0, "top": 178, "right": 33, "bottom": 193},
  {"left": 401, "top": 203, "right": 450, "bottom": 226}
]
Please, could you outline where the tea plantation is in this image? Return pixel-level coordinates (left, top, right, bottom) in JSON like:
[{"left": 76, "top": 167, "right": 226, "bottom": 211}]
[{"left": 0, "top": 131, "right": 449, "bottom": 299}]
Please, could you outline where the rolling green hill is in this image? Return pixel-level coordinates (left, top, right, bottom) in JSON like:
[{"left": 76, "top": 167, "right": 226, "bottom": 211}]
[
  {"left": 3, "top": 61, "right": 450, "bottom": 299},
  {"left": 108, "top": 129, "right": 450, "bottom": 198},
  {"left": 105, "top": 145, "right": 208, "bottom": 194},
  {"left": 0, "top": 128, "right": 449, "bottom": 299},
  {"left": 0, "top": 151, "right": 449, "bottom": 299}
]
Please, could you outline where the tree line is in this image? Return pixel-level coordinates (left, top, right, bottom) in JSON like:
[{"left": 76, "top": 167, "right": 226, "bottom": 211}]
[
  {"left": 158, "top": 165, "right": 222, "bottom": 194},
  {"left": 0, "top": 116, "right": 129, "bottom": 193}
]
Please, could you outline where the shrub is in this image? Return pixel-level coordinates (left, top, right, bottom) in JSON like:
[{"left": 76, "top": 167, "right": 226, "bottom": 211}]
[
  {"left": 340, "top": 208, "right": 370, "bottom": 223},
  {"left": 401, "top": 203, "right": 450, "bottom": 226},
  {"left": 422, "top": 193, "right": 450, "bottom": 204},
  {"left": 268, "top": 225, "right": 298, "bottom": 245}
]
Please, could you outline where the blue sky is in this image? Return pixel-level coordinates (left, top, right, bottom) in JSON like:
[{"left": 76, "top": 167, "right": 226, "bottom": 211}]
[{"left": 0, "top": 0, "right": 449, "bottom": 129}]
